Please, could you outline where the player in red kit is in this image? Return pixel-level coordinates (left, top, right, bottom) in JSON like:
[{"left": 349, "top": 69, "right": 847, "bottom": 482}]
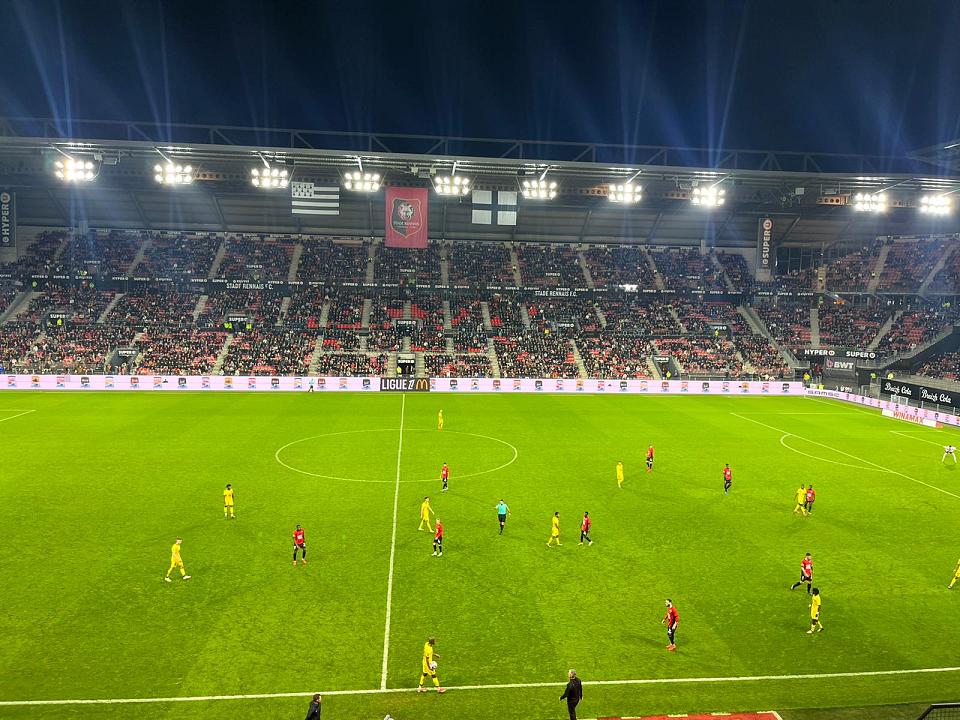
[
  {"left": 805, "top": 485, "right": 816, "bottom": 514},
  {"left": 579, "top": 511, "right": 592, "bottom": 546},
  {"left": 441, "top": 463, "right": 449, "bottom": 493},
  {"left": 646, "top": 445, "right": 655, "bottom": 472},
  {"left": 432, "top": 519, "right": 443, "bottom": 557},
  {"left": 791, "top": 552, "right": 813, "bottom": 593},
  {"left": 723, "top": 463, "right": 732, "bottom": 495},
  {"left": 292, "top": 524, "right": 307, "bottom": 566},
  {"left": 662, "top": 599, "right": 679, "bottom": 650}
]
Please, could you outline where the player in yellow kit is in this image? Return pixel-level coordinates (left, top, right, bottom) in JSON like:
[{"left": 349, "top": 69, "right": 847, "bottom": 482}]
[
  {"left": 793, "top": 485, "right": 808, "bottom": 516},
  {"left": 948, "top": 559, "right": 960, "bottom": 589},
  {"left": 807, "top": 587, "right": 823, "bottom": 633},
  {"left": 418, "top": 496, "right": 434, "bottom": 532},
  {"left": 223, "top": 484, "right": 235, "bottom": 519},
  {"left": 417, "top": 636, "right": 445, "bottom": 693},
  {"left": 547, "top": 511, "right": 562, "bottom": 546},
  {"left": 616, "top": 461, "right": 625, "bottom": 488},
  {"left": 437, "top": 409, "right": 444, "bottom": 431},
  {"left": 164, "top": 538, "right": 191, "bottom": 582}
]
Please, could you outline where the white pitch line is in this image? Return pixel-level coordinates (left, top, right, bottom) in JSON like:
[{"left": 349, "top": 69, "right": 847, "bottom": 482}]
[
  {"left": 380, "top": 393, "right": 405, "bottom": 690},
  {"left": 2, "top": 666, "right": 959, "bottom": 706},
  {"left": 890, "top": 430, "right": 948, "bottom": 448},
  {"left": 0, "top": 409, "right": 36, "bottom": 423},
  {"left": 731, "top": 412, "right": 960, "bottom": 501}
]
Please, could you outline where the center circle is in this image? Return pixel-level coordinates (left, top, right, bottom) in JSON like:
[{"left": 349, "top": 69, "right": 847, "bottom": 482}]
[{"left": 275, "top": 429, "right": 518, "bottom": 484}]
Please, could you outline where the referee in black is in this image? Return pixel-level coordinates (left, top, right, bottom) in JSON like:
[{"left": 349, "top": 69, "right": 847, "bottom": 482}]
[
  {"left": 560, "top": 669, "right": 582, "bottom": 720},
  {"left": 304, "top": 693, "right": 321, "bottom": 719}
]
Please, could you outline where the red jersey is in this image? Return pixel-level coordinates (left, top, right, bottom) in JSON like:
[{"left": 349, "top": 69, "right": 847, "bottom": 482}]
[
  {"left": 435, "top": 522, "right": 443, "bottom": 539},
  {"left": 801, "top": 557, "right": 813, "bottom": 577},
  {"left": 294, "top": 529, "right": 305, "bottom": 546},
  {"left": 664, "top": 606, "right": 679, "bottom": 628},
  {"left": 581, "top": 516, "right": 591, "bottom": 532},
  {"left": 723, "top": 467, "right": 732, "bottom": 482},
  {"left": 806, "top": 488, "right": 815, "bottom": 503},
  {"left": 441, "top": 465, "right": 449, "bottom": 480},
  {"left": 647, "top": 446, "right": 655, "bottom": 459}
]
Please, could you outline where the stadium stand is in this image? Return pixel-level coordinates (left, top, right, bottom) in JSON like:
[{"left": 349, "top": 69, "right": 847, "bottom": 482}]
[
  {"left": 515, "top": 244, "right": 584, "bottom": 287},
  {"left": 134, "top": 329, "right": 225, "bottom": 375},
  {"left": 584, "top": 245, "right": 656, "bottom": 288},
  {"left": 817, "top": 302, "right": 890, "bottom": 348},
  {"left": 376, "top": 244, "right": 441, "bottom": 285},
  {"left": 219, "top": 329, "right": 315, "bottom": 375},
  {"left": 216, "top": 235, "right": 296, "bottom": 281},
  {"left": 879, "top": 303, "right": 960, "bottom": 352},
  {"left": 424, "top": 353, "right": 493, "bottom": 378},
  {"left": 825, "top": 241, "right": 881, "bottom": 292},
  {"left": 132, "top": 232, "right": 219, "bottom": 279},
  {"left": 753, "top": 300, "right": 812, "bottom": 347},
  {"left": 107, "top": 287, "right": 199, "bottom": 327},
  {"left": 652, "top": 249, "right": 725, "bottom": 291},
  {"left": 916, "top": 350, "right": 960, "bottom": 381},
  {"left": 312, "top": 352, "right": 388, "bottom": 376},
  {"left": 876, "top": 237, "right": 947, "bottom": 293},
  {"left": 448, "top": 241, "right": 515, "bottom": 286},
  {"left": 654, "top": 336, "right": 742, "bottom": 376},
  {"left": 296, "top": 238, "right": 369, "bottom": 284}
]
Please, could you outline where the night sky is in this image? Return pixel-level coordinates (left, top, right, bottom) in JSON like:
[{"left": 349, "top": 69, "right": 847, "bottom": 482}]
[{"left": 2, "top": 0, "right": 959, "bottom": 156}]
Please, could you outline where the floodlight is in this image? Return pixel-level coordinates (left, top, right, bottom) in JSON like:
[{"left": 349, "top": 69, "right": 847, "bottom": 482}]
[
  {"left": 251, "top": 165, "right": 289, "bottom": 189},
  {"left": 433, "top": 175, "right": 471, "bottom": 196},
  {"left": 852, "top": 192, "right": 887, "bottom": 212},
  {"left": 54, "top": 157, "right": 97, "bottom": 182},
  {"left": 521, "top": 178, "right": 557, "bottom": 199},
  {"left": 919, "top": 194, "right": 952, "bottom": 216},
  {"left": 154, "top": 163, "right": 194, "bottom": 185},
  {"left": 343, "top": 171, "right": 381, "bottom": 192},
  {"left": 609, "top": 182, "right": 642, "bottom": 204},
  {"left": 691, "top": 186, "right": 725, "bottom": 207}
]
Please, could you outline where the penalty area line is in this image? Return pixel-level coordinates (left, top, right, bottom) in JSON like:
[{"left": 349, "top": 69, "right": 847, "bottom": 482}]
[
  {"left": 3, "top": 666, "right": 960, "bottom": 706},
  {"left": 0, "top": 409, "right": 36, "bottom": 423}
]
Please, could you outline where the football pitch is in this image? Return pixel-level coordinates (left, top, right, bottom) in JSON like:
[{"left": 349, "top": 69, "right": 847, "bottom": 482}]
[{"left": 1, "top": 391, "right": 959, "bottom": 720}]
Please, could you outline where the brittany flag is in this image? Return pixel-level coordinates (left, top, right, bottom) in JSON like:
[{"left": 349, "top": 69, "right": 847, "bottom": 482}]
[{"left": 291, "top": 182, "right": 340, "bottom": 215}]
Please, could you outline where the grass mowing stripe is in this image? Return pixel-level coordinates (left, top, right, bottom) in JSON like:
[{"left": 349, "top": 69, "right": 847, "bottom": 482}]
[
  {"left": 731, "top": 412, "right": 960, "bottom": 500},
  {"left": 3, "top": 666, "right": 959, "bottom": 706},
  {"left": 381, "top": 393, "right": 405, "bottom": 690}
]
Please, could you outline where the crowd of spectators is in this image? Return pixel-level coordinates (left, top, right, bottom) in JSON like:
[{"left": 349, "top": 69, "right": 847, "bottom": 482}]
[
  {"left": 652, "top": 249, "right": 725, "bottom": 292},
  {"left": 376, "top": 244, "right": 441, "bottom": 285},
  {"left": 199, "top": 290, "right": 284, "bottom": 326},
  {"left": 23, "top": 325, "right": 134, "bottom": 373},
  {"left": 107, "top": 288, "right": 199, "bottom": 327},
  {"left": 312, "top": 353, "right": 387, "bottom": 376},
  {"left": 879, "top": 304, "right": 959, "bottom": 353},
  {"left": 817, "top": 303, "right": 890, "bottom": 348},
  {"left": 217, "top": 236, "right": 296, "bottom": 281},
  {"left": 927, "top": 248, "right": 960, "bottom": 295},
  {"left": 219, "top": 329, "right": 314, "bottom": 375},
  {"left": 132, "top": 233, "right": 219, "bottom": 279},
  {"left": 447, "top": 242, "right": 515, "bottom": 286},
  {"left": 424, "top": 353, "right": 493, "bottom": 378},
  {"left": 0, "top": 231, "right": 67, "bottom": 277},
  {"left": 410, "top": 298, "right": 445, "bottom": 352},
  {"left": 596, "top": 298, "right": 680, "bottom": 334},
  {"left": 584, "top": 245, "right": 656, "bottom": 288},
  {"left": 876, "top": 238, "right": 947, "bottom": 293},
  {"left": 297, "top": 239, "right": 369, "bottom": 284},
  {"left": 654, "top": 337, "right": 742, "bottom": 376},
  {"left": 577, "top": 334, "right": 652, "bottom": 378},
  {"left": 773, "top": 267, "right": 817, "bottom": 293},
  {"left": 134, "top": 329, "right": 224, "bottom": 375},
  {"left": 22, "top": 287, "right": 116, "bottom": 325},
  {"left": 487, "top": 295, "right": 525, "bottom": 332},
  {"left": 284, "top": 288, "right": 327, "bottom": 329},
  {"left": 824, "top": 242, "right": 881, "bottom": 292},
  {"left": 673, "top": 300, "right": 744, "bottom": 335},
  {"left": 716, "top": 252, "right": 752, "bottom": 291},
  {"left": 526, "top": 298, "right": 600, "bottom": 334},
  {"left": 494, "top": 330, "right": 579, "bottom": 378},
  {"left": 515, "top": 244, "right": 584, "bottom": 287},
  {"left": 752, "top": 301, "right": 812, "bottom": 347},
  {"left": 915, "top": 351, "right": 960, "bottom": 382},
  {"left": 735, "top": 334, "right": 791, "bottom": 378},
  {"left": 0, "top": 323, "right": 38, "bottom": 372}
]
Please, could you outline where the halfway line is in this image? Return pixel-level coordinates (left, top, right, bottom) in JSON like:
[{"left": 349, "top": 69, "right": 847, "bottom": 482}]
[
  {"left": 2, "top": 666, "right": 959, "bottom": 706},
  {"left": 381, "top": 393, "right": 405, "bottom": 689}
]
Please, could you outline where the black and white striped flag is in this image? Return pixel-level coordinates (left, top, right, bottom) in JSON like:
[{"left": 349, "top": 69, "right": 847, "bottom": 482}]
[
  {"left": 472, "top": 190, "right": 517, "bottom": 225},
  {"left": 291, "top": 182, "right": 340, "bottom": 215}
]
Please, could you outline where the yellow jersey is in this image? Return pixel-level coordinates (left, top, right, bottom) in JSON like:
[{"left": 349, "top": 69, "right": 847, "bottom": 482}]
[
  {"left": 224, "top": 488, "right": 235, "bottom": 504},
  {"left": 616, "top": 464, "right": 624, "bottom": 480},
  {"left": 551, "top": 516, "right": 560, "bottom": 535},
  {"left": 170, "top": 543, "right": 182, "bottom": 562},
  {"left": 810, "top": 594, "right": 821, "bottom": 618},
  {"left": 420, "top": 500, "right": 432, "bottom": 518},
  {"left": 795, "top": 488, "right": 806, "bottom": 505},
  {"left": 422, "top": 642, "right": 434, "bottom": 673}
]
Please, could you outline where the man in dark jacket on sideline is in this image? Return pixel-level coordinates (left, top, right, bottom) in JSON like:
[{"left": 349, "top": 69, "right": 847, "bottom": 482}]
[
  {"left": 304, "top": 693, "right": 321, "bottom": 720},
  {"left": 560, "top": 669, "right": 582, "bottom": 720}
]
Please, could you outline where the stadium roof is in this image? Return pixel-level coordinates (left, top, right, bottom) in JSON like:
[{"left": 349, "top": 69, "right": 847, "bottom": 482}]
[{"left": 1, "top": 117, "right": 959, "bottom": 248}]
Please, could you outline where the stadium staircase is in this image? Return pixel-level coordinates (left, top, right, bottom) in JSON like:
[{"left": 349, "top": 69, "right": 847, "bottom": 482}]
[
  {"left": 191, "top": 295, "right": 208, "bottom": 323},
  {"left": 509, "top": 246, "right": 523, "bottom": 286},
  {"left": 439, "top": 245, "right": 450, "bottom": 286},
  {"left": 920, "top": 243, "right": 959, "bottom": 298},
  {"left": 126, "top": 238, "right": 151, "bottom": 275},
  {"left": 486, "top": 338, "right": 501, "bottom": 377},
  {"left": 211, "top": 334, "right": 234, "bottom": 374},
  {"left": 207, "top": 240, "right": 227, "bottom": 279},
  {"left": 868, "top": 309, "right": 903, "bottom": 350},
  {"left": 387, "top": 353, "right": 398, "bottom": 375},
  {"left": 359, "top": 299, "right": 372, "bottom": 351},
  {"left": 713, "top": 252, "right": 738, "bottom": 292},
  {"left": 594, "top": 301, "right": 607, "bottom": 328},
  {"left": 669, "top": 306, "right": 687, "bottom": 333},
  {"left": 403, "top": 300, "right": 412, "bottom": 320},
  {"left": 307, "top": 337, "right": 324, "bottom": 375},
  {"left": 646, "top": 250, "right": 667, "bottom": 290},
  {"left": 276, "top": 296, "right": 291, "bottom": 326},
  {"left": 287, "top": 243, "right": 303, "bottom": 283},
  {"left": 518, "top": 302, "right": 532, "bottom": 329},
  {"left": 738, "top": 305, "right": 802, "bottom": 369},
  {"left": 0, "top": 291, "right": 34, "bottom": 323},
  {"left": 809, "top": 306, "right": 821, "bottom": 347},
  {"left": 97, "top": 293, "right": 125, "bottom": 323},
  {"left": 866, "top": 242, "right": 892, "bottom": 294},
  {"left": 414, "top": 352, "right": 425, "bottom": 376},
  {"left": 441, "top": 301, "right": 453, "bottom": 331},
  {"left": 646, "top": 356, "right": 662, "bottom": 379},
  {"left": 570, "top": 340, "right": 588, "bottom": 378},
  {"left": 365, "top": 243, "right": 376, "bottom": 283},
  {"left": 479, "top": 302, "right": 493, "bottom": 330},
  {"left": 317, "top": 298, "right": 331, "bottom": 329},
  {"left": 577, "top": 248, "right": 595, "bottom": 288}
]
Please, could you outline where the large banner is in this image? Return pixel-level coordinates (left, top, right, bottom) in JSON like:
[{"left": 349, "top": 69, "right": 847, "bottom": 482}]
[
  {"left": 879, "top": 378, "right": 959, "bottom": 411},
  {"left": 0, "top": 374, "right": 804, "bottom": 396},
  {"left": 756, "top": 217, "right": 773, "bottom": 281},
  {"left": 800, "top": 348, "right": 879, "bottom": 361},
  {"left": 0, "top": 190, "right": 15, "bottom": 249},
  {"left": 385, "top": 187, "right": 429, "bottom": 248}
]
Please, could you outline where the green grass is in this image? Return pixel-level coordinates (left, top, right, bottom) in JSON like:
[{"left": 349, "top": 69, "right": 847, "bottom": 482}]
[{"left": 1, "top": 391, "right": 959, "bottom": 720}]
